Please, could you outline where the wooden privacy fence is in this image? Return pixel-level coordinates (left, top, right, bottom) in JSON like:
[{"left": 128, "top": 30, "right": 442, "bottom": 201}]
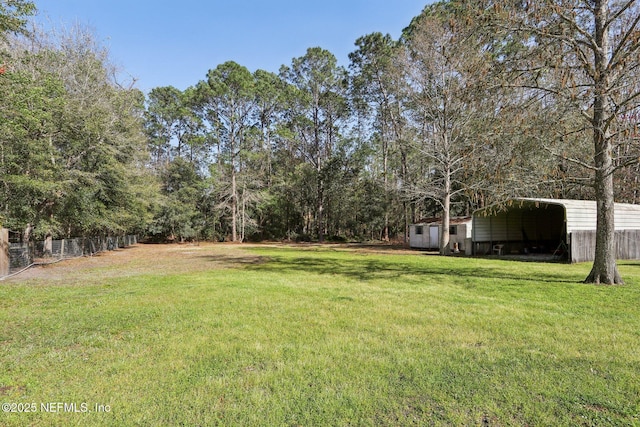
[
  {"left": 570, "top": 230, "right": 640, "bottom": 263},
  {"left": 0, "top": 229, "right": 137, "bottom": 278}
]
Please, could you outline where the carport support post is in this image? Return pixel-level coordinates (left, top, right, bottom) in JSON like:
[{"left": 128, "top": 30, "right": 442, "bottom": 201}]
[
  {"left": 0, "top": 228, "right": 8, "bottom": 276},
  {"left": 489, "top": 215, "right": 493, "bottom": 255}
]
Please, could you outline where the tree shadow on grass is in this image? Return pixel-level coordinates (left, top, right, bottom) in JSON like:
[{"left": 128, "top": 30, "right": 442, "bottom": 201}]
[
  {"left": 241, "top": 251, "right": 582, "bottom": 285},
  {"left": 195, "top": 254, "right": 270, "bottom": 268},
  {"left": 618, "top": 261, "right": 640, "bottom": 267}
]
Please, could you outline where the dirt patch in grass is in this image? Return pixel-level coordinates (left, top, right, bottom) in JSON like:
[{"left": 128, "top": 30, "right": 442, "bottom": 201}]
[
  {"left": 3, "top": 243, "right": 265, "bottom": 284},
  {"left": 344, "top": 242, "right": 426, "bottom": 256},
  {"left": 3, "top": 242, "right": 422, "bottom": 285}
]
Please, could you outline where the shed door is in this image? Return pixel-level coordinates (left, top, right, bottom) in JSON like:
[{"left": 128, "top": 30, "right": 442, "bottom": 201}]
[{"left": 429, "top": 225, "right": 439, "bottom": 249}]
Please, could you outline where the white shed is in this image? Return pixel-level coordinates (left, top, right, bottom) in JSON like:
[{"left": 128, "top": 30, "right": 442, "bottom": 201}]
[
  {"left": 410, "top": 217, "right": 473, "bottom": 253},
  {"left": 472, "top": 198, "right": 640, "bottom": 262},
  {"left": 409, "top": 222, "right": 440, "bottom": 250}
]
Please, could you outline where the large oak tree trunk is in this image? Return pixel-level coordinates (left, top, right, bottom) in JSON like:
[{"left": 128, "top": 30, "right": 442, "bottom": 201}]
[
  {"left": 584, "top": 0, "right": 623, "bottom": 284},
  {"left": 585, "top": 142, "right": 623, "bottom": 284}
]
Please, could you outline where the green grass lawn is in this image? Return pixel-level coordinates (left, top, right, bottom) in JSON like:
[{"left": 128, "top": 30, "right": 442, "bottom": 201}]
[{"left": 1, "top": 244, "right": 639, "bottom": 426}]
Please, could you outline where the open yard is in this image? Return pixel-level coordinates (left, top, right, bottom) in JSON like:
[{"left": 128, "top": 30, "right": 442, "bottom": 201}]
[{"left": 1, "top": 243, "right": 639, "bottom": 426}]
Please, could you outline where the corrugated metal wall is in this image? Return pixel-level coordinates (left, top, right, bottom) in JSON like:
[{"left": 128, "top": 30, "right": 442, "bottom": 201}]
[
  {"left": 526, "top": 199, "right": 640, "bottom": 233},
  {"left": 614, "top": 204, "right": 640, "bottom": 230},
  {"left": 563, "top": 201, "right": 597, "bottom": 232}
]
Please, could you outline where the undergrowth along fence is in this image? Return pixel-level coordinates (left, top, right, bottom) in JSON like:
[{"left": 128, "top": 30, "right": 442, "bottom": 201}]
[{"left": 1, "top": 230, "right": 137, "bottom": 277}]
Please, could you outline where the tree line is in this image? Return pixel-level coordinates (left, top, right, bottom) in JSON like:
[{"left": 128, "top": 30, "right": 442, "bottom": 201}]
[
  {"left": 2, "top": 1, "right": 639, "bottom": 283},
  {"left": 1, "top": 2, "right": 151, "bottom": 242}
]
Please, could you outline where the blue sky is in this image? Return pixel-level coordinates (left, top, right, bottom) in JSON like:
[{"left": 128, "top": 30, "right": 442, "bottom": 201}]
[{"left": 33, "top": 1, "right": 430, "bottom": 93}]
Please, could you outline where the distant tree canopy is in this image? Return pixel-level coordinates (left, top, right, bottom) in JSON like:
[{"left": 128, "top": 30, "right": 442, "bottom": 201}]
[{"left": 0, "top": 0, "right": 35, "bottom": 37}]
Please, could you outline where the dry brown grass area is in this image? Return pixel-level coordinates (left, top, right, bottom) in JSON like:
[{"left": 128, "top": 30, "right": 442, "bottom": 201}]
[
  {"left": 5, "top": 243, "right": 264, "bottom": 284},
  {"left": 4, "top": 242, "right": 416, "bottom": 284}
]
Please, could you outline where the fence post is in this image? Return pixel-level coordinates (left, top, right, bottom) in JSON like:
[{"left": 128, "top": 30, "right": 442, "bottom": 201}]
[
  {"left": 44, "top": 235, "right": 53, "bottom": 257},
  {"left": 0, "top": 228, "right": 8, "bottom": 276}
]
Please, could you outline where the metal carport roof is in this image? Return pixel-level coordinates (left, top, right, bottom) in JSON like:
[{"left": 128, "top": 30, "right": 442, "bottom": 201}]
[{"left": 503, "top": 198, "right": 640, "bottom": 232}]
